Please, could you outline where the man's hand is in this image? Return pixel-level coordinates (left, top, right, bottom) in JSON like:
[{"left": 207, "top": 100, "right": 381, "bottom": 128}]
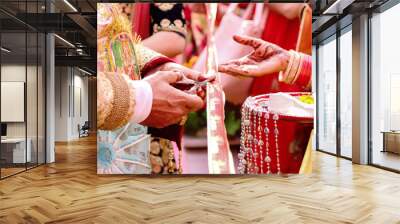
[
  {"left": 218, "top": 35, "right": 290, "bottom": 77},
  {"left": 157, "top": 62, "right": 214, "bottom": 101},
  {"left": 158, "top": 62, "right": 212, "bottom": 82},
  {"left": 141, "top": 70, "right": 204, "bottom": 128}
]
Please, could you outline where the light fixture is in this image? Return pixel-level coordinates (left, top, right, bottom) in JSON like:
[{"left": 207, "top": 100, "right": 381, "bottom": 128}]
[
  {"left": 78, "top": 67, "right": 93, "bottom": 76},
  {"left": 54, "top": 34, "right": 75, "bottom": 48},
  {"left": 1, "top": 47, "right": 11, "bottom": 53},
  {"left": 63, "top": 0, "right": 78, "bottom": 12}
]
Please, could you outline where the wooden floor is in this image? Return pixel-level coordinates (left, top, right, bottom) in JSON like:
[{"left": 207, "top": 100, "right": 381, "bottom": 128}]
[
  {"left": 373, "top": 150, "right": 400, "bottom": 171},
  {"left": 1, "top": 136, "right": 400, "bottom": 224}
]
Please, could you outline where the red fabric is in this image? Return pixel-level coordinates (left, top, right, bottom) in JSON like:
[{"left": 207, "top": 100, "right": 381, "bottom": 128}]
[
  {"left": 250, "top": 10, "right": 303, "bottom": 96},
  {"left": 246, "top": 93, "right": 313, "bottom": 174},
  {"left": 132, "top": 3, "right": 151, "bottom": 39},
  {"left": 257, "top": 114, "right": 313, "bottom": 173}
]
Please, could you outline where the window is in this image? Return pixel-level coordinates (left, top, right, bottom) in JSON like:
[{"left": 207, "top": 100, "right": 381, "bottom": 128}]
[
  {"left": 370, "top": 3, "right": 400, "bottom": 171},
  {"left": 339, "top": 27, "right": 352, "bottom": 158},
  {"left": 317, "top": 36, "right": 337, "bottom": 154},
  {"left": 0, "top": 0, "right": 46, "bottom": 179}
]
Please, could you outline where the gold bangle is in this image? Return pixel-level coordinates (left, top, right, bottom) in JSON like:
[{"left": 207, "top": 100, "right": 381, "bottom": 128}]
[
  {"left": 279, "top": 50, "right": 295, "bottom": 83},
  {"left": 292, "top": 52, "right": 304, "bottom": 84},
  {"left": 179, "top": 115, "right": 188, "bottom": 126},
  {"left": 287, "top": 51, "right": 301, "bottom": 84},
  {"left": 97, "top": 73, "right": 114, "bottom": 129},
  {"left": 123, "top": 75, "right": 136, "bottom": 123},
  {"left": 102, "top": 73, "right": 133, "bottom": 130}
]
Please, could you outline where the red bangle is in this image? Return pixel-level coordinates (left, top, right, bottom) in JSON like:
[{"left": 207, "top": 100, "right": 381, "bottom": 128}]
[
  {"left": 302, "top": 56, "right": 312, "bottom": 88},
  {"left": 298, "top": 56, "right": 310, "bottom": 87},
  {"left": 279, "top": 50, "right": 295, "bottom": 83}
]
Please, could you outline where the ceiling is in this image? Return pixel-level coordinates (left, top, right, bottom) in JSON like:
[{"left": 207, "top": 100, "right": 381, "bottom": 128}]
[
  {"left": 0, "top": 0, "right": 96, "bottom": 73},
  {"left": 312, "top": 0, "right": 391, "bottom": 43}
]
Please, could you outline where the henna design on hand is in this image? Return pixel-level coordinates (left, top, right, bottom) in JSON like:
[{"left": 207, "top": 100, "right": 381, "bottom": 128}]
[{"left": 218, "top": 35, "right": 289, "bottom": 77}]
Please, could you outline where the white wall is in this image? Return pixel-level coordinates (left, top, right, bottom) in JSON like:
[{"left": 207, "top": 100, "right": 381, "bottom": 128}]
[
  {"left": 55, "top": 66, "right": 70, "bottom": 141},
  {"left": 1, "top": 65, "right": 29, "bottom": 138},
  {"left": 1, "top": 63, "right": 46, "bottom": 164},
  {"left": 54, "top": 67, "right": 89, "bottom": 141}
]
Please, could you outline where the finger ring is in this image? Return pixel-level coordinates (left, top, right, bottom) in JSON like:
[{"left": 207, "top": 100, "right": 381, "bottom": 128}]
[{"left": 179, "top": 115, "right": 188, "bottom": 126}]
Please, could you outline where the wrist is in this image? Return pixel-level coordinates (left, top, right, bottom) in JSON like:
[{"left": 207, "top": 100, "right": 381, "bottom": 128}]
[
  {"left": 278, "top": 50, "right": 299, "bottom": 84},
  {"left": 280, "top": 50, "right": 291, "bottom": 72}
]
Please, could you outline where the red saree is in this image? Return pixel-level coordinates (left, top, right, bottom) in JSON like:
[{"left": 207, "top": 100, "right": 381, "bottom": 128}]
[
  {"left": 248, "top": 8, "right": 313, "bottom": 174},
  {"left": 250, "top": 10, "right": 304, "bottom": 96},
  {"left": 132, "top": 3, "right": 151, "bottom": 40}
]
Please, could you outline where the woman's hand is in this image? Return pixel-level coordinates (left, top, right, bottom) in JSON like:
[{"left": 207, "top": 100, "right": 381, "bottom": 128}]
[{"left": 218, "top": 35, "right": 290, "bottom": 77}]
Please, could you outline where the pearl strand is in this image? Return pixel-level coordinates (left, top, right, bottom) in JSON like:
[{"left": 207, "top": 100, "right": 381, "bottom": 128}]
[
  {"left": 238, "top": 106, "right": 246, "bottom": 174},
  {"left": 264, "top": 110, "right": 271, "bottom": 174},
  {"left": 273, "top": 113, "right": 281, "bottom": 174},
  {"left": 245, "top": 104, "right": 251, "bottom": 174},
  {"left": 250, "top": 110, "right": 258, "bottom": 174},
  {"left": 256, "top": 109, "right": 263, "bottom": 174}
]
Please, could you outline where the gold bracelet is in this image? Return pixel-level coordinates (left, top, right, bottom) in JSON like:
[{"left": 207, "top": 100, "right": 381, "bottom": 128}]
[
  {"left": 287, "top": 51, "right": 301, "bottom": 84},
  {"left": 123, "top": 74, "right": 136, "bottom": 123},
  {"left": 102, "top": 73, "right": 134, "bottom": 130},
  {"left": 292, "top": 52, "right": 304, "bottom": 84},
  {"left": 97, "top": 73, "right": 114, "bottom": 129},
  {"left": 279, "top": 50, "right": 295, "bottom": 83}
]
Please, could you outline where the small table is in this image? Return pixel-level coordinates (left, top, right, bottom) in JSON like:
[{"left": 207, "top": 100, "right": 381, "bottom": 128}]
[{"left": 382, "top": 131, "right": 400, "bottom": 154}]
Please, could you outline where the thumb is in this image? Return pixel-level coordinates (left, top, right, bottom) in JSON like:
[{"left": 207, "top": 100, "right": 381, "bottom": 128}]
[
  {"left": 233, "top": 35, "right": 262, "bottom": 49},
  {"left": 184, "top": 93, "right": 204, "bottom": 111},
  {"left": 170, "top": 87, "right": 204, "bottom": 111}
]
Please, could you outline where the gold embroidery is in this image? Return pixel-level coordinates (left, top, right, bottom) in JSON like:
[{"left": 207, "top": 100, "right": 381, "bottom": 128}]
[
  {"left": 97, "top": 73, "right": 113, "bottom": 129},
  {"left": 135, "top": 44, "right": 163, "bottom": 72},
  {"left": 154, "top": 3, "right": 176, "bottom": 12},
  {"left": 98, "top": 4, "right": 142, "bottom": 79},
  {"left": 99, "top": 4, "right": 184, "bottom": 77},
  {"left": 174, "top": 19, "right": 183, "bottom": 28},
  {"left": 98, "top": 5, "right": 133, "bottom": 40},
  {"left": 160, "top": 19, "right": 171, "bottom": 28},
  {"left": 153, "top": 20, "right": 187, "bottom": 37}
]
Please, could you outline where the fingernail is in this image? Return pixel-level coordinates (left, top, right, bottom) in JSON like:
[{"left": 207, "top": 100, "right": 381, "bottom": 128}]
[{"left": 198, "top": 76, "right": 207, "bottom": 81}]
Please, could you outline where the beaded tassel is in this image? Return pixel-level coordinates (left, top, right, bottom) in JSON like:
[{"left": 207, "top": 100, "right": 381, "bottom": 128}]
[{"left": 241, "top": 97, "right": 280, "bottom": 174}]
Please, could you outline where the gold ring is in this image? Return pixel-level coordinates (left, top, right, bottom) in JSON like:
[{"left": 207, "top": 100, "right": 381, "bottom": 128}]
[{"left": 179, "top": 115, "right": 188, "bottom": 126}]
